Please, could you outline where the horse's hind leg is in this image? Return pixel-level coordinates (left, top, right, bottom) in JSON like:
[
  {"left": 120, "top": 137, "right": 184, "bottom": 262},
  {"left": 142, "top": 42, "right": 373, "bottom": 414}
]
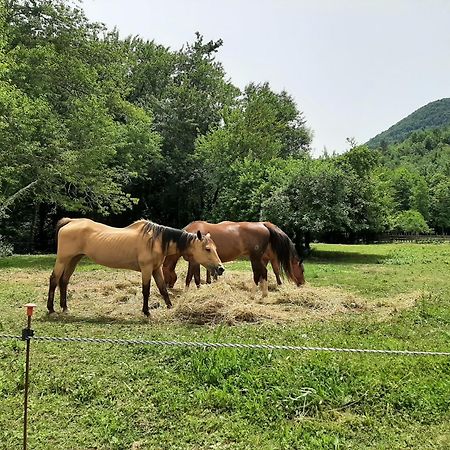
[
  {"left": 141, "top": 266, "right": 154, "bottom": 317},
  {"left": 153, "top": 266, "right": 172, "bottom": 309},
  {"left": 59, "top": 255, "right": 82, "bottom": 312},
  {"left": 47, "top": 259, "right": 65, "bottom": 313}
]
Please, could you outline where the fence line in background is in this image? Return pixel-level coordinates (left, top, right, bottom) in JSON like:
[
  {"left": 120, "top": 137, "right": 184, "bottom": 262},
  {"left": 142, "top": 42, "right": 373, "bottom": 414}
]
[{"left": 376, "top": 233, "right": 450, "bottom": 243}]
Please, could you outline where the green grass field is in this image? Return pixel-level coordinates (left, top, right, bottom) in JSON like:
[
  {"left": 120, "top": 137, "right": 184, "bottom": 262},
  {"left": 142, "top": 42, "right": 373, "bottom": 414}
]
[{"left": 1, "top": 243, "right": 450, "bottom": 449}]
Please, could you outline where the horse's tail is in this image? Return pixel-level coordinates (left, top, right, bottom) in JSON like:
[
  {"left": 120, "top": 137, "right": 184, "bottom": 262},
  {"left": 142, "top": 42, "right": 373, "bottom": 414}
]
[
  {"left": 55, "top": 218, "right": 72, "bottom": 246},
  {"left": 264, "top": 222, "right": 298, "bottom": 283}
]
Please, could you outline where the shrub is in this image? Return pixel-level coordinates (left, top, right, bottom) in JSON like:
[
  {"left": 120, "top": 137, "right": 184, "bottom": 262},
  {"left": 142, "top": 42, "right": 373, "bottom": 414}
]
[
  {"left": 0, "top": 235, "right": 13, "bottom": 257},
  {"left": 392, "top": 210, "right": 431, "bottom": 234}
]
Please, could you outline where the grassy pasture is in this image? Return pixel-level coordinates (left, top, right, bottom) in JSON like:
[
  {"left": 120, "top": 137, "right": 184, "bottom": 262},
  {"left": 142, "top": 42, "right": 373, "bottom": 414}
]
[{"left": 0, "top": 243, "right": 450, "bottom": 449}]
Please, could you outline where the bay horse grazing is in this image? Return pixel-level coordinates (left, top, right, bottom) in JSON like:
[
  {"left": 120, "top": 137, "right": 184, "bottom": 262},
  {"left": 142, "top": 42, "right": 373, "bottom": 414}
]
[
  {"left": 47, "top": 218, "right": 224, "bottom": 316},
  {"left": 163, "top": 221, "right": 305, "bottom": 297}
]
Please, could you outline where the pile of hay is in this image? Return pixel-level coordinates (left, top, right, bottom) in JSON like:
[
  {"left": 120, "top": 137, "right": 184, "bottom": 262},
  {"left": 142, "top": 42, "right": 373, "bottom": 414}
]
[{"left": 154, "top": 271, "right": 421, "bottom": 325}]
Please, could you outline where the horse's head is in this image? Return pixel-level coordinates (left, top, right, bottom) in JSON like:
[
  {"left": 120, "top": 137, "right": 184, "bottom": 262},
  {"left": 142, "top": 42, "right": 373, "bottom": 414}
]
[
  {"left": 163, "top": 268, "right": 177, "bottom": 288},
  {"left": 291, "top": 256, "right": 306, "bottom": 286},
  {"left": 188, "top": 231, "right": 225, "bottom": 275},
  {"left": 162, "top": 255, "right": 179, "bottom": 288}
]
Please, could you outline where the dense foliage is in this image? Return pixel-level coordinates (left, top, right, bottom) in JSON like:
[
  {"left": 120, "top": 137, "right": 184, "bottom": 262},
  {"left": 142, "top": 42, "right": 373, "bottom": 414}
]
[{"left": 1, "top": 0, "right": 449, "bottom": 253}]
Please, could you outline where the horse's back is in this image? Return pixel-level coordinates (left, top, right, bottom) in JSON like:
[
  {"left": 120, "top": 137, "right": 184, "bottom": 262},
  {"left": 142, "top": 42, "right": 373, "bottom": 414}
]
[
  {"left": 185, "top": 220, "right": 269, "bottom": 261},
  {"left": 56, "top": 218, "right": 145, "bottom": 270},
  {"left": 58, "top": 218, "right": 129, "bottom": 243}
]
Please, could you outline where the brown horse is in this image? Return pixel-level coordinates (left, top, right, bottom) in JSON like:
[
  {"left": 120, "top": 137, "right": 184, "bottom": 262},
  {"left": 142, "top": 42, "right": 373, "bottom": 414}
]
[
  {"left": 185, "top": 236, "right": 283, "bottom": 286},
  {"left": 163, "top": 221, "right": 305, "bottom": 296},
  {"left": 47, "top": 218, "right": 224, "bottom": 316}
]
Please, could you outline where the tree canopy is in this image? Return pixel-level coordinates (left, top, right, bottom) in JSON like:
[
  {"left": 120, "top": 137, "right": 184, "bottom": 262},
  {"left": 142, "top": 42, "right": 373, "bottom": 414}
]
[{"left": 1, "top": 0, "right": 449, "bottom": 254}]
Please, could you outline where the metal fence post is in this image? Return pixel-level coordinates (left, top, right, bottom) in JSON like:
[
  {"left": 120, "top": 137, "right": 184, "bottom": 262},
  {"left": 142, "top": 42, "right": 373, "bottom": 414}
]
[{"left": 22, "top": 303, "right": 36, "bottom": 450}]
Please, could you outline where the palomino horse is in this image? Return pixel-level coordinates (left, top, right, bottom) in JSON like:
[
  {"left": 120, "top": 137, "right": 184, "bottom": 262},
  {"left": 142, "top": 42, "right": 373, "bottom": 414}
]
[
  {"left": 163, "top": 221, "right": 305, "bottom": 296},
  {"left": 47, "top": 218, "right": 224, "bottom": 316}
]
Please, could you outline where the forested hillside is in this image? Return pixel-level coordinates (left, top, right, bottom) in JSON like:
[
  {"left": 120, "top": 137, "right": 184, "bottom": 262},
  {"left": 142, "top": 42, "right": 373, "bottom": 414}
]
[
  {"left": 367, "top": 98, "right": 450, "bottom": 148},
  {"left": 1, "top": 0, "right": 449, "bottom": 255}
]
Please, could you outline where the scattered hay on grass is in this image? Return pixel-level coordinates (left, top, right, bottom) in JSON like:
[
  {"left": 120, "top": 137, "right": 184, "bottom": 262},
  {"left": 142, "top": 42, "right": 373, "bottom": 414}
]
[{"left": 0, "top": 266, "right": 423, "bottom": 326}]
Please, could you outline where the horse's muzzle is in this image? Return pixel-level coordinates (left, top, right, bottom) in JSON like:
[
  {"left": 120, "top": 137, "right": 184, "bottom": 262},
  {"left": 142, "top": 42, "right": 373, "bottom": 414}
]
[{"left": 216, "top": 266, "right": 225, "bottom": 276}]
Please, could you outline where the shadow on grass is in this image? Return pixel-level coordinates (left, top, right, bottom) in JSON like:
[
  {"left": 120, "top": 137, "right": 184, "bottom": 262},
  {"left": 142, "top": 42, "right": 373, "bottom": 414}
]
[
  {"left": 0, "top": 255, "right": 99, "bottom": 271},
  {"left": 0, "top": 255, "right": 56, "bottom": 270},
  {"left": 38, "top": 311, "right": 153, "bottom": 326},
  {"left": 310, "top": 250, "right": 387, "bottom": 265},
  {"left": 1, "top": 250, "right": 387, "bottom": 270}
]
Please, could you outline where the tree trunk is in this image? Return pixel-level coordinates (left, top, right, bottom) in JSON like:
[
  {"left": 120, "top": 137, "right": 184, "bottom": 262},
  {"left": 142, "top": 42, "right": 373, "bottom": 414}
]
[
  {"left": 29, "top": 203, "right": 40, "bottom": 253},
  {"left": 36, "top": 203, "right": 48, "bottom": 252}
]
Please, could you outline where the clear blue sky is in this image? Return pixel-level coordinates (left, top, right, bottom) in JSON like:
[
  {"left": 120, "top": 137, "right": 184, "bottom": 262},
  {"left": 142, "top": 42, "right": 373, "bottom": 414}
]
[{"left": 82, "top": 0, "right": 450, "bottom": 155}]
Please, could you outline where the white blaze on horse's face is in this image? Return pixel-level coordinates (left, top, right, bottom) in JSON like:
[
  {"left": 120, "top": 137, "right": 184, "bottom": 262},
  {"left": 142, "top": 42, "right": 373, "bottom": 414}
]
[{"left": 191, "top": 231, "right": 225, "bottom": 275}]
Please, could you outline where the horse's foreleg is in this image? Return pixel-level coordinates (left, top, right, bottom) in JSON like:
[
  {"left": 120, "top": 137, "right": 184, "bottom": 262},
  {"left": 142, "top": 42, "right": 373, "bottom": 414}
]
[
  {"left": 206, "top": 269, "right": 211, "bottom": 284},
  {"left": 153, "top": 266, "right": 172, "bottom": 309},
  {"left": 261, "top": 263, "right": 269, "bottom": 297},
  {"left": 141, "top": 267, "right": 153, "bottom": 317},
  {"left": 193, "top": 264, "right": 201, "bottom": 288},
  {"left": 59, "top": 255, "right": 82, "bottom": 312},
  {"left": 185, "top": 263, "right": 194, "bottom": 290},
  {"left": 47, "top": 273, "right": 58, "bottom": 314},
  {"left": 185, "top": 263, "right": 201, "bottom": 289},
  {"left": 47, "top": 260, "right": 65, "bottom": 313},
  {"left": 251, "top": 258, "right": 268, "bottom": 298}
]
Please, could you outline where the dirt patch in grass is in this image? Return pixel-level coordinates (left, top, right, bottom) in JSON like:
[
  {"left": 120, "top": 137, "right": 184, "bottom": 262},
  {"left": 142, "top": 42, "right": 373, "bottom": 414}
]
[{"left": 0, "top": 265, "right": 423, "bottom": 326}]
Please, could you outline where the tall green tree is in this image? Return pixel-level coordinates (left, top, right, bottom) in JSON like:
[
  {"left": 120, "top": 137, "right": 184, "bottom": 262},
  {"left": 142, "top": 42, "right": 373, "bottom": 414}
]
[
  {"left": 195, "top": 82, "right": 312, "bottom": 219},
  {"left": 429, "top": 175, "right": 450, "bottom": 233},
  {"left": 126, "top": 33, "right": 238, "bottom": 225},
  {"left": 1, "top": 0, "right": 161, "bottom": 248},
  {"left": 261, "top": 159, "right": 353, "bottom": 239}
]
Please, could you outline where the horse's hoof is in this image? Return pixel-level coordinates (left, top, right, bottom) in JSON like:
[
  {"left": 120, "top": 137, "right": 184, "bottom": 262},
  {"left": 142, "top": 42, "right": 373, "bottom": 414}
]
[
  {"left": 61, "top": 308, "right": 69, "bottom": 314},
  {"left": 166, "top": 303, "right": 173, "bottom": 309},
  {"left": 142, "top": 310, "right": 150, "bottom": 317},
  {"left": 47, "top": 309, "right": 55, "bottom": 315}
]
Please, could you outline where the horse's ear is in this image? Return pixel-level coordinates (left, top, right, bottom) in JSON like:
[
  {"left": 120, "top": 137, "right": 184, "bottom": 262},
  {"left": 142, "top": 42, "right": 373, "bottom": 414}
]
[{"left": 196, "top": 230, "right": 203, "bottom": 240}]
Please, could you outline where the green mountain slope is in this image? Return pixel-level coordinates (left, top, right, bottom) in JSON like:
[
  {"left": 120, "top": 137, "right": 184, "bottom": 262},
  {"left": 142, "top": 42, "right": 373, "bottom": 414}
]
[{"left": 367, "top": 98, "right": 450, "bottom": 148}]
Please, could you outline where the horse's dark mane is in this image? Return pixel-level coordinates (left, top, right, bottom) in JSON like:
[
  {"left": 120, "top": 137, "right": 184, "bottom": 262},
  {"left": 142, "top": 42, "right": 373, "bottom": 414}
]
[
  {"left": 141, "top": 221, "right": 196, "bottom": 254},
  {"left": 264, "top": 223, "right": 299, "bottom": 282}
]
